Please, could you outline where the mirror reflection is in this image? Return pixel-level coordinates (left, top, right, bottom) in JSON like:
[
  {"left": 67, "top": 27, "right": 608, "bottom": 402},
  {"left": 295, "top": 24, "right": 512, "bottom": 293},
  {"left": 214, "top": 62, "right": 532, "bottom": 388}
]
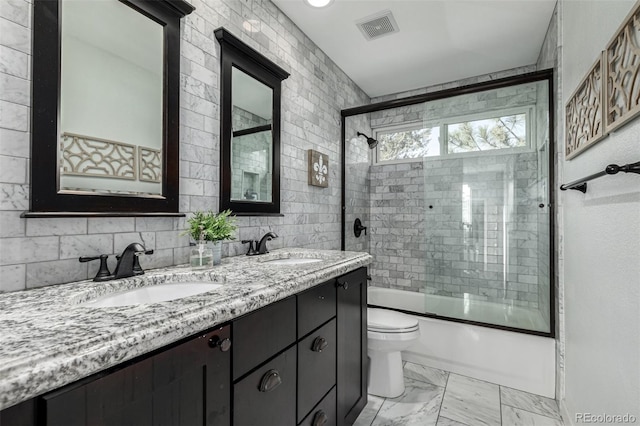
[
  {"left": 230, "top": 67, "right": 273, "bottom": 203},
  {"left": 59, "top": 0, "right": 164, "bottom": 196}
]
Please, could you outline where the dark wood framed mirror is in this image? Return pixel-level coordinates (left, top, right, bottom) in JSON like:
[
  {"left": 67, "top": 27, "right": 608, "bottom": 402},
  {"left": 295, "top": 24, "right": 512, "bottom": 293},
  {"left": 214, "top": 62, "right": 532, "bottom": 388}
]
[
  {"left": 26, "top": 0, "right": 194, "bottom": 217},
  {"left": 215, "top": 28, "right": 289, "bottom": 216}
]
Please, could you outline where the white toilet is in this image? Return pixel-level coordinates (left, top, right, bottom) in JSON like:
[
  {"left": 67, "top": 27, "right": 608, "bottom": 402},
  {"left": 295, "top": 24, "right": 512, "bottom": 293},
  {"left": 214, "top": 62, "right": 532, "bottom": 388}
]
[{"left": 367, "top": 308, "right": 420, "bottom": 398}]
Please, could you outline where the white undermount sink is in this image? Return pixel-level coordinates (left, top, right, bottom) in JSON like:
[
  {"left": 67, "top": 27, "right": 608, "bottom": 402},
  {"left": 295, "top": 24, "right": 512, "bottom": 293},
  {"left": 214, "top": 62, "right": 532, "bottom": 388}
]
[
  {"left": 262, "top": 257, "right": 323, "bottom": 265},
  {"left": 81, "top": 282, "right": 223, "bottom": 308}
]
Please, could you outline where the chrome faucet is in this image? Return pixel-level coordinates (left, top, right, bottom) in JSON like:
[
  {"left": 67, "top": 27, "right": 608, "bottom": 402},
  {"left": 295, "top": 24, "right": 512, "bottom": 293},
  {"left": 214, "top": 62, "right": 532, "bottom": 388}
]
[
  {"left": 256, "top": 232, "right": 278, "bottom": 255},
  {"left": 113, "top": 243, "right": 154, "bottom": 279}
]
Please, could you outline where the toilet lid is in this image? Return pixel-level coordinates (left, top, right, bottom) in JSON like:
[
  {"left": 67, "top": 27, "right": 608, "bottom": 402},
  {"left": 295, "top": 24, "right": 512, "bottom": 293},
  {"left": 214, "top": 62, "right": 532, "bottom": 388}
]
[{"left": 368, "top": 308, "right": 419, "bottom": 333}]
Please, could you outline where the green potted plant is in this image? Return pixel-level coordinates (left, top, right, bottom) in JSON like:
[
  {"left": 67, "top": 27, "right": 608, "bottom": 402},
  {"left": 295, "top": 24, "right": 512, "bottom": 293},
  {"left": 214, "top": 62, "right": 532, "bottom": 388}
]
[{"left": 184, "top": 209, "right": 237, "bottom": 266}]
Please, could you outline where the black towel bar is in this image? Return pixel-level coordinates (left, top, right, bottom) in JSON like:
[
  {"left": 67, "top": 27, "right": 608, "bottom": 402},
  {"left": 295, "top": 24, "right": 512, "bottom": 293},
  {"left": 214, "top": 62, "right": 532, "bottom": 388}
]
[{"left": 560, "top": 161, "right": 640, "bottom": 193}]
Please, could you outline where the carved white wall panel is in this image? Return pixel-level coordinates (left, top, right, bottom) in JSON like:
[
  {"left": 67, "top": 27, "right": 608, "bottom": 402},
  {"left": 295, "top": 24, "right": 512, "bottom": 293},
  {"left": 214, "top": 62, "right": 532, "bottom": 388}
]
[
  {"left": 605, "top": 2, "right": 640, "bottom": 133},
  {"left": 139, "top": 146, "right": 162, "bottom": 183},
  {"left": 60, "top": 133, "right": 136, "bottom": 179},
  {"left": 565, "top": 56, "right": 606, "bottom": 159}
]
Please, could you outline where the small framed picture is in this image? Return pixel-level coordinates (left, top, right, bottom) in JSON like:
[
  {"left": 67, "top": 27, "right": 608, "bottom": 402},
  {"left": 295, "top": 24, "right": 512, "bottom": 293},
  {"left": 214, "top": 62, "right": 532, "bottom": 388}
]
[{"left": 308, "top": 149, "right": 328, "bottom": 188}]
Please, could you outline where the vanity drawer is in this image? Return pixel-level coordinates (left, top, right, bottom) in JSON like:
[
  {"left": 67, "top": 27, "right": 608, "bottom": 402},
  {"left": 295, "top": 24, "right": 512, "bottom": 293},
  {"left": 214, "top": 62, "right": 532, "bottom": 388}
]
[
  {"left": 233, "top": 346, "right": 297, "bottom": 426},
  {"left": 233, "top": 296, "right": 296, "bottom": 379},
  {"left": 297, "top": 318, "right": 337, "bottom": 423},
  {"left": 297, "top": 280, "right": 336, "bottom": 338},
  {"left": 299, "top": 386, "right": 336, "bottom": 426}
]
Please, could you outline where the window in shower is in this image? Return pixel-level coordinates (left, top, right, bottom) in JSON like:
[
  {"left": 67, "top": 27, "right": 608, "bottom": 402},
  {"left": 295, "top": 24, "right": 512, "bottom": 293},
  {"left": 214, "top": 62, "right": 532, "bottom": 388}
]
[
  {"left": 374, "top": 107, "right": 532, "bottom": 163},
  {"left": 376, "top": 123, "right": 440, "bottom": 162},
  {"left": 446, "top": 111, "right": 529, "bottom": 153}
]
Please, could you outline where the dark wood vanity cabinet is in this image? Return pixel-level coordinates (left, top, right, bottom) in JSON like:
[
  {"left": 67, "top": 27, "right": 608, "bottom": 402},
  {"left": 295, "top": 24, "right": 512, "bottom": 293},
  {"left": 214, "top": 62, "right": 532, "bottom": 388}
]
[
  {"left": 3, "top": 325, "right": 232, "bottom": 426},
  {"left": 0, "top": 267, "right": 368, "bottom": 426},
  {"left": 336, "top": 268, "right": 368, "bottom": 426},
  {"left": 229, "top": 266, "right": 366, "bottom": 426}
]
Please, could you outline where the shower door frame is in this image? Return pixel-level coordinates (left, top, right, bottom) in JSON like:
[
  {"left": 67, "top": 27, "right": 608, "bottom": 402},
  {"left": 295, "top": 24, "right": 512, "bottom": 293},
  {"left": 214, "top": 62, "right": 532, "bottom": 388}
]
[{"left": 340, "top": 69, "right": 556, "bottom": 338}]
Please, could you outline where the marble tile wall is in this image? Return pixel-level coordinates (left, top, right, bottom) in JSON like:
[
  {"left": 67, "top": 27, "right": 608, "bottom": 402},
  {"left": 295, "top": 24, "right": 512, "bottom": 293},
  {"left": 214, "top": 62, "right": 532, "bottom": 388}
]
[
  {"left": 369, "top": 152, "right": 541, "bottom": 308},
  {"left": 371, "top": 66, "right": 537, "bottom": 104},
  {"left": 0, "top": 0, "right": 370, "bottom": 292}
]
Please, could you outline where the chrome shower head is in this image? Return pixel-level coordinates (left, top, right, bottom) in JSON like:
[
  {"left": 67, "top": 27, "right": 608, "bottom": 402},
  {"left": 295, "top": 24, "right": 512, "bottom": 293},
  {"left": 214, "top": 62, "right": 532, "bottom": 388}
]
[{"left": 357, "top": 132, "right": 379, "bottom": 149}]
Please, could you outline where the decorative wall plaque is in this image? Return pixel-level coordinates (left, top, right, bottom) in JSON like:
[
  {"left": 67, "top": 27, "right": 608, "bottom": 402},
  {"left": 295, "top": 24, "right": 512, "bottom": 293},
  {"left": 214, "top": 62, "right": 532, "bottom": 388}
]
[
  {"left": 604, "top": 2, "right": 640, "bottom": 133},
  {"left": 565, "top": 55, "right": 606, "bottom": 160},
  {"left": 308, "top": 149, "right": 328, "bottom": 188}
]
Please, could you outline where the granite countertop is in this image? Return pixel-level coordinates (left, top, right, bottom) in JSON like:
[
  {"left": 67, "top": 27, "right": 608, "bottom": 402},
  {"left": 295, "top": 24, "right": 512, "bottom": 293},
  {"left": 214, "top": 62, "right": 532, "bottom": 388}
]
[{"left": 0, "top": 248, "right": 372, "bottom": 411}]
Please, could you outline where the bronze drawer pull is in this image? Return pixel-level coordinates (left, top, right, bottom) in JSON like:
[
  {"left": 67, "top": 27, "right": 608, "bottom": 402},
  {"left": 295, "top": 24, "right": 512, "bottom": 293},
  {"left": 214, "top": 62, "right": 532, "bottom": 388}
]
[
  {"left": 312, "top": 337, "right": 328, "bottom": 353},
  {"left": 208, "top": 336, "right": 232, "bottom": 352},
  {"left": 258, "top": 369, "right": 282, "bottom": 392},
  {"left": 337, "top": 281, "right": 348, "bottom": 290},
  {"left": 312, "top": 410, "right": 328, "bottom": 426}
]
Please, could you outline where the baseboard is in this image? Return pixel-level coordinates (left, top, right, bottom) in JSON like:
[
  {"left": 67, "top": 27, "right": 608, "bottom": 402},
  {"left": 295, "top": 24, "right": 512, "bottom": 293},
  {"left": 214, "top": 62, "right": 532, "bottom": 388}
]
[{"left": 559, "top": 399, "right": 573, "bottom": 426}]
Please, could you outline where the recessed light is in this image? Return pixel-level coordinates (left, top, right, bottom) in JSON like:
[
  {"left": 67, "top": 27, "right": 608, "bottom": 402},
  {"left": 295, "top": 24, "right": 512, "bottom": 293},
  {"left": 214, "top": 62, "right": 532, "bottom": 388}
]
[
  {"left": 242, "top": 19, "right": 261, "bottom": 32},
  {"left": 304, "top": 0, "right": 334, "bottom": 8}
]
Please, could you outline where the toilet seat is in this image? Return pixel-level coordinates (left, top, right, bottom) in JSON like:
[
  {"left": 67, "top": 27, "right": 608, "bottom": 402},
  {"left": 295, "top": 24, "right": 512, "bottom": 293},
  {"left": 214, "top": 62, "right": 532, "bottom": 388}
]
[{"left": 368, "top": 308, "right": 419, "bottom": 333}]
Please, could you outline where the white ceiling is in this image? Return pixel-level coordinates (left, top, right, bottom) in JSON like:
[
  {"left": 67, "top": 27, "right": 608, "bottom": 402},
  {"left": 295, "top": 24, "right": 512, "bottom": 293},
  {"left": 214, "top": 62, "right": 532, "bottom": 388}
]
[{"left": 271, "top": 0, "right": 556, "bottom": 98}]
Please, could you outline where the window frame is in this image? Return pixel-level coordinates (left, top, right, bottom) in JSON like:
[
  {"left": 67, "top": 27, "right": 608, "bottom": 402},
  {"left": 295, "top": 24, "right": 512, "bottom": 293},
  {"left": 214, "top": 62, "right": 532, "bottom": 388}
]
[{"left": 373, "top": 105, "right": 535, "bottom": 165}]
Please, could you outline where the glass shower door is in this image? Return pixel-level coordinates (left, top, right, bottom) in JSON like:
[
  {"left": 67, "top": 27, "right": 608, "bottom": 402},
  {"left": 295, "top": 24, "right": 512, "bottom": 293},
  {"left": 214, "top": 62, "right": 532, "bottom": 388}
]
[{"left": 422, "top": 79, "right": 551, "bottom": 334}]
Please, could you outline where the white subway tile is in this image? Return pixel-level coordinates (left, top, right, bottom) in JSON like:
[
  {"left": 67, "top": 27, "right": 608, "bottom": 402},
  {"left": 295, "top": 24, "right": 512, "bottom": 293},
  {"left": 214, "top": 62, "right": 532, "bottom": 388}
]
[
  {"left": 0, "top": 236, "right": 59, "bottom": 265},
  {"left": 26, "top": 217, "right": 87, "bottom": 236},
  {"left": 59, "top": 234, "right": 113, "bottom": 260},
  {"left": 0, "top": 17, "right": 30, "bottom": 53},
  {"left": 0, "top": 263, "right": 25, "bottom": 292}
]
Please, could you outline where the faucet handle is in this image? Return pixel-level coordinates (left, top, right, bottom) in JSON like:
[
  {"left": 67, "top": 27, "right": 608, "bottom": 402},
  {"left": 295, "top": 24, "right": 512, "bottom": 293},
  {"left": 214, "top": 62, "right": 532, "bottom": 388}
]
[
  {"left": 241, "top": 240, "right": 258, "bottom": 256},
  {"left": 132, "top": 249, "right": 154, "bottom": 275},
  {"left": 79, "top": 254, "right": 113, "bottom": 282}
]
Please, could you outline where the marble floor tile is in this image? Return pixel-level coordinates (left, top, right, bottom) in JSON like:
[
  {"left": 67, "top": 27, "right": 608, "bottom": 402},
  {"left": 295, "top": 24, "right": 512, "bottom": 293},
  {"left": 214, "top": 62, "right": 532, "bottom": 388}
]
[
  {"left": 371, "top": 377, "right": 445, "bottom": 426},
  {"left": 353, "top": 395, "right": 385, "bottom": 426},
  {"left": 501, "top": 405, "right": 564, "bottom": 426},
  {"left": 404, "top": 361, "right": 449, "bottom": 387},
  {"left": 500, "top": 386, "right": 561, "bottom": 420},
  {"left": 439, "top": 374, "right": 501, "bottom": 426},
  {"left": 436, "top": 415, "right": 469, "bottom": 426}
]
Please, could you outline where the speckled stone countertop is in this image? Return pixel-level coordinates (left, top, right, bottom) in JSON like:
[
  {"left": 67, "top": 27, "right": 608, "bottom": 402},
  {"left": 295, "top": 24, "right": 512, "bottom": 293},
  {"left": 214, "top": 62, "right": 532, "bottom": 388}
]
[{"left": 0, "top": 248, "right": 372, "bottom": 411}]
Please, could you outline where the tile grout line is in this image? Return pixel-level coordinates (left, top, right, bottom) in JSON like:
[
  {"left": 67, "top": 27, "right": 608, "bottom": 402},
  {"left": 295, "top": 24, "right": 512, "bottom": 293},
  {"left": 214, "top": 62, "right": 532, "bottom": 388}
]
[
  {"left": 500, "top": 400, "right": 563, "bottom": 422},
  {"left": 369, "top": 396, "right": 386, "bottom": 426},
  {"left": 435, "top": 370, "right": 451, "bottom": 425}
]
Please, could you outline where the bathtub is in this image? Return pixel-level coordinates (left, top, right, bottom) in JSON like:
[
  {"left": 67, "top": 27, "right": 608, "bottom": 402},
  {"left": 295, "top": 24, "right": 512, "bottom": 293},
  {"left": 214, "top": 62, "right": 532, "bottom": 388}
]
[{"left": 368, "top": 286, "right": 556, "bottom": 398}]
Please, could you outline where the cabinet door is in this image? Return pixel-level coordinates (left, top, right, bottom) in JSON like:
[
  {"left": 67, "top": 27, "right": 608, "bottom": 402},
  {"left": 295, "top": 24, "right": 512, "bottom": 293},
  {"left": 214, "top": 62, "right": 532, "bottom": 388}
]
[
  {"left": 41, "top": 325, "right": 231, "bottom": 426},
  {"left": 233, "top": 296, "right": 296, "bottom": 380},
  {"left": 233, "top": 346, "right": 296, "bottom": 426},
  {"left": 298, "top": 386, "right": 336, "bottom": 426},
  {"left": 152, "top": 326, "right": 231, "bottom": 426},
  {"left": 336, "top": 267, "right": 367, "bottom": 426},
  {"left": 297, "top": 279, "right": 336, "bottom": 338}
]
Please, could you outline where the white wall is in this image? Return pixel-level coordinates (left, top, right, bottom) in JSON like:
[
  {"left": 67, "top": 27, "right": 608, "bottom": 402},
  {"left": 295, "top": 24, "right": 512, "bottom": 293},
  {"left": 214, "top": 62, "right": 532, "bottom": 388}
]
[{"left": 560, "top": 0, "right": 640, "bottom": 422}]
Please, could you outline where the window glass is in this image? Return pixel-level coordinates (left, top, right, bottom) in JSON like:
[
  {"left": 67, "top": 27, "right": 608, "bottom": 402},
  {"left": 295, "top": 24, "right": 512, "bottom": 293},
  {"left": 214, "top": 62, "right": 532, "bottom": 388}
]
[
  {"left": 447, "top": 113, "right": 526, "bottom": 154},
  {"left": 377, "top": 126, "right": 440, "bottom": 161}
]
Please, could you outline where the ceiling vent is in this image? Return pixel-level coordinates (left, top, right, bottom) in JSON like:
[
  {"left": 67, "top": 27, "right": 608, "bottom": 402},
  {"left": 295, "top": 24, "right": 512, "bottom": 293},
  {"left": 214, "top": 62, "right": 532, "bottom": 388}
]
[{"left": 356, "top": 10, "right": 399, "bottom": 41}]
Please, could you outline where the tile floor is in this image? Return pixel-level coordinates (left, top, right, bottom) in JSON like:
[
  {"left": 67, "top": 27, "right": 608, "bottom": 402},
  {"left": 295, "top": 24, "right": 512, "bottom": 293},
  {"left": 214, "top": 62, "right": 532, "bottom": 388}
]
[{"left": 354, "top": 362, "right": 564, "bottom": 426}]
